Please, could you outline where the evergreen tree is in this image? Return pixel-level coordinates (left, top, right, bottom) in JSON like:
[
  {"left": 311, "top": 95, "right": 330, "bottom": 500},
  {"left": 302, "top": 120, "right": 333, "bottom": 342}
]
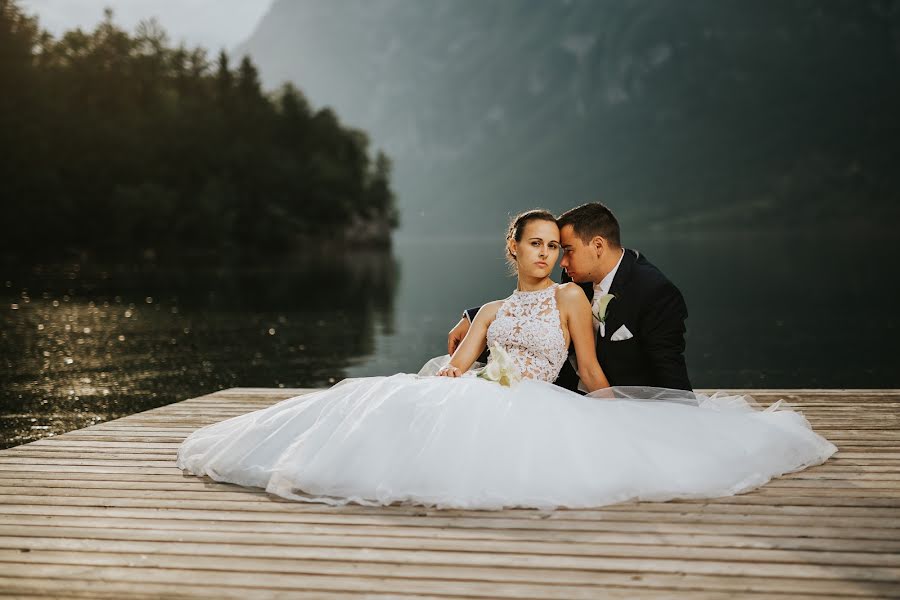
[{"left": 0, "top": 0, "right": 397, "bottom": 262}]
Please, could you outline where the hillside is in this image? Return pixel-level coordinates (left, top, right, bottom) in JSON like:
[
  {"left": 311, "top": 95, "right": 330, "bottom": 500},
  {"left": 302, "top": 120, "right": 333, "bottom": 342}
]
[{"left": 239, "top": 0, "right": 900, "bottom": 235}]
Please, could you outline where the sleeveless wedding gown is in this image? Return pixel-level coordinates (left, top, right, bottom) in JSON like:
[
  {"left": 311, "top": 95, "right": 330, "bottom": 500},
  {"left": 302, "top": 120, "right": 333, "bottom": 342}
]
[{"left": 176, "top": 284, "right": 836, "bottom": 509}]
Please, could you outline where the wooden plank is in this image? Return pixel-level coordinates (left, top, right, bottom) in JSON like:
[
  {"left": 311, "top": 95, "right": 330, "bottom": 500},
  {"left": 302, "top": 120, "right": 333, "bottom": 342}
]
[
  {"left": 1, "top": 486, "right": 899, "bottom": 529},
  {"left": 2, "top": 504, "right": 898, "bottom": 541},
  {"left": 3, "top": 514, "right": 899, "bottom": 553},
  {"left": 2, "top": 556, "right": 899, "bottom": 597},
  {"left": 4, "top": 451, "right": 177, "bottom": 461},
  {"left": 0, "top": 464, "right": 182, "bottom": 475},
  {"left": 4, "top": 494, "right": 900, "bottom": 529},
  {"left": 0, "top": 458, "right": 180, "bottom": 467},
  {"left": 1, "top": 543, "right": 899, "bottom": 586},
  {"left": 0, "top": 578, "right": 463, "bottom": 600},
  {"left": 2, "top": 526, "right": 899, "bottom": 568},
  {"left": 23, "top": 440, "right": 182, "bottom": 449},
  {"left": 0, "top": 573, "right": 873, "bottom": 599}
]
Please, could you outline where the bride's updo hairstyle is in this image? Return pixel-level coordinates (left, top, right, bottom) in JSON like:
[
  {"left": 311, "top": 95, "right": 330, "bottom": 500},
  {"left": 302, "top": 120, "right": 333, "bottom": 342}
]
[{"left": 505, "top": 209, "right": 557, "bottom": 272}]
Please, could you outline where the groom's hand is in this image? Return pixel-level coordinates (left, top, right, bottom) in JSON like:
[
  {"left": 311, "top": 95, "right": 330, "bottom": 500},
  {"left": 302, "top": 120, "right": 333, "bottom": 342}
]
[{"left": 448, "top": 315, "right": 470, "bottom": 354}]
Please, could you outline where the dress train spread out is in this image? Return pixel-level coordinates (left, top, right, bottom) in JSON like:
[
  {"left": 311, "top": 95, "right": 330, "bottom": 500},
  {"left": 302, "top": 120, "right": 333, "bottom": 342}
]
[
  {"left": 176, "top": 284, "right": 836, "bottom": 509},
  {"left": 176, "top": 374, "right": 836, "bottom": 509}
]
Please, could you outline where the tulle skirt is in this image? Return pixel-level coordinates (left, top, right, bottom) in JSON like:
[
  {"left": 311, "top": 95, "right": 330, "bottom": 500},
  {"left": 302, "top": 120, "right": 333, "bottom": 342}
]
[{"left": 176, "top": 365, "right": 837, "bottom": 509}]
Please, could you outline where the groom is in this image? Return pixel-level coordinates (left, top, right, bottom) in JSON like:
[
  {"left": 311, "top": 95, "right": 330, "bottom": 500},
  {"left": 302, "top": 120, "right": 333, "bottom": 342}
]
[{"left": 448, "top": 202, "right": 692, "bottom": 391}]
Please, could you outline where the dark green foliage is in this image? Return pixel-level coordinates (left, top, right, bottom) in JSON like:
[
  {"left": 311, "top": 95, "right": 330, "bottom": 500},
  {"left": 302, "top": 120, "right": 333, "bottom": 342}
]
[{"left": 0, "top": 0, "right": 397, "bottom": 261}]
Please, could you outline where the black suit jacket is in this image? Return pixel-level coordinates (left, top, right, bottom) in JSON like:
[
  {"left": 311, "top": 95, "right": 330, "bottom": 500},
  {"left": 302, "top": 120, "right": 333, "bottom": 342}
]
[{"left": 467, "top": 249, "right": 692, "bottom": 391}]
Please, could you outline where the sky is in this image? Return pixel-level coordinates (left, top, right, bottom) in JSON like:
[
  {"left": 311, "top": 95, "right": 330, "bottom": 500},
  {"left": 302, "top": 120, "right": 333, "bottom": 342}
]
[{"left": 19, "top": 0, "right": 272, "bottom": 52}]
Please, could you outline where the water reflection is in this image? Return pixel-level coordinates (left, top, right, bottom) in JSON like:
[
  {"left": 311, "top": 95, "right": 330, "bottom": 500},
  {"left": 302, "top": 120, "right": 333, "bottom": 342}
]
[{"left": 1, "top": 251, "right": 398, "bottom": 449}]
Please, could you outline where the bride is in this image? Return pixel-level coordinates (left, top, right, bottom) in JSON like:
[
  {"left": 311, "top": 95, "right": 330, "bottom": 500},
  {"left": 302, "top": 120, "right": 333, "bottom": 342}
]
[{"left": 176, "top": 210, "right": 836, "bottom": 509}]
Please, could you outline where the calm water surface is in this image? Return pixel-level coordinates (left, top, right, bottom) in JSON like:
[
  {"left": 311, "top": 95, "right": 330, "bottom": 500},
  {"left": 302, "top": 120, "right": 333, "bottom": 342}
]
[{"left": 1, "top": 234, "right": 896, "bottom": 448}]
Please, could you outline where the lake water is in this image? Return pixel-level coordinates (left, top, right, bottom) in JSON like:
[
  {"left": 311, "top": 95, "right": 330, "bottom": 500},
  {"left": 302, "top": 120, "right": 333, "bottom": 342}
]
[{"left": 1, "top": 234, "right": 896, "bottom": 449}]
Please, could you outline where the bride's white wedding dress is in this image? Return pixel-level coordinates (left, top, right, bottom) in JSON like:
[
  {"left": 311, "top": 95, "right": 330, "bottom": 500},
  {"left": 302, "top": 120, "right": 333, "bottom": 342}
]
[{"left": 176, "top": 284, "right": 836, "bottom": 509}]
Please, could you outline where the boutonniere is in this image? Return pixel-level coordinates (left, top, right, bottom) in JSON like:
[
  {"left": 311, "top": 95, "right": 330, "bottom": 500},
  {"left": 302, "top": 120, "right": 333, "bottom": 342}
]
[{"left": 592, "top": 293, "right": 615, "bottom": 337}]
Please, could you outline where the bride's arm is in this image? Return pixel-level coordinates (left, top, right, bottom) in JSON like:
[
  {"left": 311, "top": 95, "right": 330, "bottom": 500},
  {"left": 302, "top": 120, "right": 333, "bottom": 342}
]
[
  {"left": 558, "top": 283, "right": 610, "bottom": 392},
  {"left": 438, "top": 301, "right": 502, "bottom": 377}
]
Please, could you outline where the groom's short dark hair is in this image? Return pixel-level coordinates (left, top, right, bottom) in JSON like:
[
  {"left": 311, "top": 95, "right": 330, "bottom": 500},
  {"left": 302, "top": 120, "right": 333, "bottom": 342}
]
[{"left": 557, "top": 202, "right": 621, "bottom": 247}]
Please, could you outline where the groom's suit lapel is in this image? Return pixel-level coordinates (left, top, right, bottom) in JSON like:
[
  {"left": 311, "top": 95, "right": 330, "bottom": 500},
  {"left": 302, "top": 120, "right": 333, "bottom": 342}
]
[{"left": 608, "top": 248, "right": 636, "bottom": 299}]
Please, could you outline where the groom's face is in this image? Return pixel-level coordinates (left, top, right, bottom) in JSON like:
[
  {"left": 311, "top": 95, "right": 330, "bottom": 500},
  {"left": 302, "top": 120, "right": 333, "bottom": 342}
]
[{"left": 559, "top": 224, "right": 598, "bottom": 283}]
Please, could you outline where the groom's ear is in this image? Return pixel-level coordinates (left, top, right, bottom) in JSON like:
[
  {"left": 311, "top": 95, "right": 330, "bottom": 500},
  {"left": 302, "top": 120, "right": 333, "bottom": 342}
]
[{"left": 591, "top": 235, "right": 606, "bottom": 256}]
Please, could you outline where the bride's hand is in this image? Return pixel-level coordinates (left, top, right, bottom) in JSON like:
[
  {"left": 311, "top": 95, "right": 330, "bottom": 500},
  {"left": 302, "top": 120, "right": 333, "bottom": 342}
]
[{"left": 437, "top": 365, "right": 462, "bottom": 377}]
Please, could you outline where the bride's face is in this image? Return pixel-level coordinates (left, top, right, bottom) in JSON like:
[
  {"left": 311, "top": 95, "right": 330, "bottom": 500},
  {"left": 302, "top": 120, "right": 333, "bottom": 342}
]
[{"left": 510, "top": 220, "right": 560, "bottom": 279}]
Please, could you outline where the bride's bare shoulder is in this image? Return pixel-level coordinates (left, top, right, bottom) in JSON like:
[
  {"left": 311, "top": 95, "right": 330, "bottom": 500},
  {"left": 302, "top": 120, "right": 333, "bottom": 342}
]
[
  {"left": 470, "top": 299, "right": 507, "bottom": 327},
  {"left": 555, "top": 282, "right": 589, "bottom": 307},
  {"left": 479, "top": 299, "right": 506, "bottom": 319}
]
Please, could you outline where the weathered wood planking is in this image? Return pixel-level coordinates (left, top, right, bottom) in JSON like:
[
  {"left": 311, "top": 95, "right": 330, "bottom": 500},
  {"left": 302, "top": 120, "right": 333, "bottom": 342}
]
[{"left": 0, "top": 387, "right": 898, "bottom": 599}]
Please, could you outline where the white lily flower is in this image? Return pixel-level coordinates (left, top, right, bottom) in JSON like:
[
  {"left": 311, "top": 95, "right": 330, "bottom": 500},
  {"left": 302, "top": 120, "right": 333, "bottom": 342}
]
[
  {"left": 477, "top": 343, "right": 522, "bottom": 387},
  {"left": 592, "top": 293, "right": 615, "bottom": 323}
]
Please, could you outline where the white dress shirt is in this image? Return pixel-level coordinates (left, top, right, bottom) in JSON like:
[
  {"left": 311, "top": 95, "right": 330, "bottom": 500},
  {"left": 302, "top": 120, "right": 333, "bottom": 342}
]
[
  {"left": 574, "top": 248, "right": 625, "bottom": 392},
  {"left": 590, "top": 248, "right": 625, "bottom": 334}
]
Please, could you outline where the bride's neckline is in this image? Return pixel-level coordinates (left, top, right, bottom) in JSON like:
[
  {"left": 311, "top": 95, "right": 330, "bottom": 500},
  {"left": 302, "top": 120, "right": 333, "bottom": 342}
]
[{"left": 514, "top": 282, "right": 557, "bottom": 294}]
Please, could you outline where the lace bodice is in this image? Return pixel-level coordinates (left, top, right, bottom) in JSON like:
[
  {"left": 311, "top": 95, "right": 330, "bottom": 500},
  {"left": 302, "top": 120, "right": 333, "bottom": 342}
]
[{"left": 486, "top": 283, "right": 568, "bottom": 382}]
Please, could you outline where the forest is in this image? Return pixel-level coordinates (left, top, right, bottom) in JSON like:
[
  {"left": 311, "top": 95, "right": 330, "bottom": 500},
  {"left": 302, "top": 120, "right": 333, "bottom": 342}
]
[{"left": 0, "top": 0, "right": 398, "bottom": 262}]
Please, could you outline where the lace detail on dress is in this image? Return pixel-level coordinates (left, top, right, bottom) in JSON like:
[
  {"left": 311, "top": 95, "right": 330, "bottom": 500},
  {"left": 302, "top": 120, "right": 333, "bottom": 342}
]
[{"left": 486, "top": 284, "right": 568, "bottom": 382}]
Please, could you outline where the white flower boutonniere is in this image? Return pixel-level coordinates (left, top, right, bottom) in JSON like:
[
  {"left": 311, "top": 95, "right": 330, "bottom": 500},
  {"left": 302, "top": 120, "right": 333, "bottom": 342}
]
[
  {"left": 592, "top": 293, "right": 615, "bottom": 337},
  {"left": 476, "top": 343, "right": 522, "bottom": 387},
  {"left": 592, "top": 293, "right": 615, "bottom": 323}
]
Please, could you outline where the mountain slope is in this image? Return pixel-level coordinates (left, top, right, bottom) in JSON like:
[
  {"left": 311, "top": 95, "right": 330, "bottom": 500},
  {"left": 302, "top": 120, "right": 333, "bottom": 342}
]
[{"left": 237, "top": 0, "right": 900, "bottom": 235}]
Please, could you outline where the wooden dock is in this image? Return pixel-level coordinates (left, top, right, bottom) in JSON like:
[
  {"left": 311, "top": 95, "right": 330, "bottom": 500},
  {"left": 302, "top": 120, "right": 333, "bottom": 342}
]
[{"left": 0, "top": 388, "right": 898, "bottom": 599}]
